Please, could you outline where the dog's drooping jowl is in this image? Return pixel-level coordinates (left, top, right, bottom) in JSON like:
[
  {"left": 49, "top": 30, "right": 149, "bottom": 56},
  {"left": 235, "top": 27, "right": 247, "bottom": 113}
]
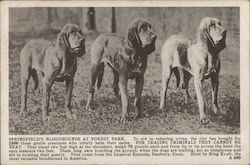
[
  {"left": 85, "top": 18, "right": 157, "bottom": 123},
  {"left": 160, "top": 17, "right": 227, "bottom": 125},
  {"left": 20, "top": 24, "right": 86, "bottom": 123}
]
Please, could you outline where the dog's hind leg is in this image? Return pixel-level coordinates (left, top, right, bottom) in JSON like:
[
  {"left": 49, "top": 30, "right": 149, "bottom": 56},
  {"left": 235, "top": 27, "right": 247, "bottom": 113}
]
[
  {"left": 112, "top": 69, "right": 121, "bottom": 108},
  {"left": 160, "top": 65, "right": 172, "bottom": 111},
  {"left": 182, "top": 69, "right": 192, "bottom": 103},
  {"left": 30, "top": 69, "right": 39, "bottom": 90},
  {"left": 119, "top": 77, "right": 128, "bottom": 123},
  {"left": 173, "top": 67, "right": 180, "bottom": 88},
  {"left": 86, "top": 63, "right": 100, "bottom": 111},
  {"left": 86, "top": 39, "right": 105, "bottom": 111},
  {"left": 96, "top": 63, "right": 104, "bottom": 89},
  {"left": 42, "top": 77, "right": 54, "bottom": 123},
  {"left": 20, "top": 66, "right": 31, "bottom": 117}
]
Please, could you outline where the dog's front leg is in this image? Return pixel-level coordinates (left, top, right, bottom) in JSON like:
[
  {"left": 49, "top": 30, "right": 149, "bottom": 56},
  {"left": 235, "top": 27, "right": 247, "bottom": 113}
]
[
  {"left": 42, "top": 78, "right": 53, "bottom": 123},
  {"left": 134, "top": 77, "right": 144, "bottom": 119},
  {"left": 118, "top": 77, "right": 128, "bottom": 123},
  {"left": 65, "top": 78, "right": 76, "bottom": 120},
  {"left": 194, "top": 77, "right": 209, "bottom": 125},
  {"left": 211, "top": 72, "right": 220, "bottom": 115}
]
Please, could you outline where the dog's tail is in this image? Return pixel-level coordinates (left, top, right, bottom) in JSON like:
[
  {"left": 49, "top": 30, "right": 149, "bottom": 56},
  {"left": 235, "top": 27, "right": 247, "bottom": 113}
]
[
  {"left": 96, "top": 63, "right": 104, "bottom": 89},
  {"left": 173, "top": 67, "right": 180, "bottom": 88},
  {"left": 30, "top": 69, "right": 38, "bottom": 90}
]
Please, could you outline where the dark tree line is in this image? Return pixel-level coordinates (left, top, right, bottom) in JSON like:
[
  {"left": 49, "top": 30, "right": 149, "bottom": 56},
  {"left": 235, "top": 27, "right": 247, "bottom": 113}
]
[
  {"left": 87, "top": 7, "right": 116, "bottom": 32},
  {"left": 46, "top": 7, "right": 116, "bottom": 32}
]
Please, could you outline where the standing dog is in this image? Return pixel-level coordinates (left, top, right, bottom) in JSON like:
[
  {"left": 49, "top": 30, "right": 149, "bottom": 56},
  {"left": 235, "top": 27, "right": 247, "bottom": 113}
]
[
  {"left": 20, "top": 24, "right": 86, "bottom": 122},
  {"left": 85, "top": 18, "right": 157, "bottom": 123},
  {"left": 160, "top": 17, "right": 227, "bottom": 125}
]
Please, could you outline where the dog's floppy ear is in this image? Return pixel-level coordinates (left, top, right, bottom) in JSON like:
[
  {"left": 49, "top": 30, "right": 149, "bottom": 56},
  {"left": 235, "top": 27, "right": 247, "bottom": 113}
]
[
  {"left": 57, "top": 25, "right": 73, "bottom": 52},
  {"left": 199, "top": 17, "right": 216, "bottom": 47},
  {"left": 126, "top": 19, "right": 142, "bottom": 49},
  {"left": 56, "top": 30, "right": 65, "bottom": 48}
]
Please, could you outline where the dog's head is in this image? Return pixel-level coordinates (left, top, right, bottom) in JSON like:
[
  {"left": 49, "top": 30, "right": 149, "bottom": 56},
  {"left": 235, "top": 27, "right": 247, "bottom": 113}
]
[
  {"left": 57, "top": 24, "right": 86, "bottom": 57},
  {"left": 199, "top": 17, "right": 227, "bottom": 52},
  {"left": 126, "top": 18, "right": 157, "bottom": 55}
]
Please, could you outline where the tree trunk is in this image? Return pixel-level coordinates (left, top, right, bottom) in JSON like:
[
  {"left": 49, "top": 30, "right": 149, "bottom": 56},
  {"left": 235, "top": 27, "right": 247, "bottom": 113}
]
[
  {"left": 47, "top": 8, "right": 52, "bottom": 30},
  {"left": 87, "top": 7, "right": 95, "bottom": 30},
  {"left": 111, "top": 7, "right": 116, "bottom": 32}
]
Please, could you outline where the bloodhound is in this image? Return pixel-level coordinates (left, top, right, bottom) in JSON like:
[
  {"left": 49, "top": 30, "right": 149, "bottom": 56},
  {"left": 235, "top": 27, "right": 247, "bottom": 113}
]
[
  {"left": 160, "top": 17, "right": 227, "bottom": 125},
  {"left": 85, "top": 18, "right": 157, "bottom": 123},
  {"left": 20, "top": 24, "right": 86, "bottom": 122}
]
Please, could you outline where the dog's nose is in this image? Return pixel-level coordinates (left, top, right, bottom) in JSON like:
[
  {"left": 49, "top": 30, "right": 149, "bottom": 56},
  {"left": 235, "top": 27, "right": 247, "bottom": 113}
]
[
  {"left": 80, "top": 37, "right": 85, "bottom": 43},
  {"left": 222, "top": 29, "right": 227, "bottom": 37},
  {"left": 152, "top": 34, "right": 157, "bottom": 40}
]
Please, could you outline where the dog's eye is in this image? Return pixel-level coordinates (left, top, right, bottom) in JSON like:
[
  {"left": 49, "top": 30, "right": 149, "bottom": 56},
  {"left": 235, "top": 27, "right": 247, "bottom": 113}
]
[
  {"left": 140, "top": 25, "right": 148, "bottom": 32},
  {"left": 210, "top": 23, "right": 215, "bottom": 27}
]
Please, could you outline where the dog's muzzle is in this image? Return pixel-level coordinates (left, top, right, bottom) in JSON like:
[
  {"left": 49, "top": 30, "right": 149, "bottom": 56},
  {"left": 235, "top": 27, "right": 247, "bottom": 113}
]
[
  {"left": 215, "top": 30, "right": 227, "bottom": 51},
  {"left": 151, "top": 34, "right": 157, "bottom": 44},
  {"left": 219, "top": 29, "right": 227, "bottom": 47},
  {"left": 141, "top": 35, "right": 157, "bottom": 55},
  {"left": 74, "top": 40, "right": 86, "bottom": 57},
  {"left": 150, "top": 35, "right": 157, "bottom": 48},
  {"left": 222, "top": 29, "right": 227, "bottom": 37}
]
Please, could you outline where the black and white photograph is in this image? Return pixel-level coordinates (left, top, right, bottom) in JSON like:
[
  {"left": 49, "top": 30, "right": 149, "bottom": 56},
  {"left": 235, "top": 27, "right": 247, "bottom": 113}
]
[
  {"left": 1, "top": 1, "right": 250, "bottom": 164},
  {"left": 8, "top": 6, "right": 240, "bottom": 135}
]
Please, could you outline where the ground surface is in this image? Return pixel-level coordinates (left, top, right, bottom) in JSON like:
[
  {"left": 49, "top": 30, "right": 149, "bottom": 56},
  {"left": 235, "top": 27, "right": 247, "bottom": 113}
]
[{"left": 9, "top": 32, "right": 240, "bottom": 134}]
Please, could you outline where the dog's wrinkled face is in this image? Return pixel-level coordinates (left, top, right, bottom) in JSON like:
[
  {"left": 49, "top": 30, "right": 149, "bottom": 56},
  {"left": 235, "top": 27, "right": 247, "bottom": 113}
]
[
  {"left": 200, "top": 17, "right": 227, "bottom": 48},
  {"left": 138, "top": 24, "right": 157, "bottom": 48},
  {"left": 58, "top": 24, "right": 86, "bottom": 57},
  {"left": 67, "top": 26, "right": 85, "bottom": 51},
  {"left": 208, "top": 19, "right": 226, "bottom": 46},
  {"left": 127, "top": 18, "right": 157, "bottom": 53}
]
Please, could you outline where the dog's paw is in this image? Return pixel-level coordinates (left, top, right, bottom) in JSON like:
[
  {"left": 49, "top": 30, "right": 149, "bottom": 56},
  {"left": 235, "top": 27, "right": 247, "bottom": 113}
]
[
  {"left": 51, "top": 96, "right": 58, "bottom": 109},
  {"left": 65, "top": 112, "right": 77, "bottom": 120},
  {"left": 42, "top": 116, "right": 51, "bottom": 125},
  {"left": 86, "top": 106, "right": 94, "bottom": 111},
  {"left": 158, "top": 108, "right": 167, "bottom": 118},
  {"left": 20, "top": 110, "right": 28, "bottom": 117},
  {"left": 133, "top": 114, "right": 139, "bottom": 121},
  {"left": 115, "top": 104, "right": 121, "bottom": 111},
  {"left": 134, "top": 110, "right": 142, "bottom": 120},
  {"left": 115, "top": 99, "right": 121, "bottom": 109},
  {"left": 212, "top": 104, "right": 220, "bottom": 115},
  {"left": 120, "top": 116, "right": 128, "bottom": 125},
  {"left": 159, "top": 106, "right": 163, "bottom": 111},
  {"left": 184, "top": 95, "right": 192, "bottom": 104},
  {"left": 200, "top": 118, "right": 209, "bottom": 125},
  {"left": 159, "top": 106, "right": 166, "bottom": 114}
]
